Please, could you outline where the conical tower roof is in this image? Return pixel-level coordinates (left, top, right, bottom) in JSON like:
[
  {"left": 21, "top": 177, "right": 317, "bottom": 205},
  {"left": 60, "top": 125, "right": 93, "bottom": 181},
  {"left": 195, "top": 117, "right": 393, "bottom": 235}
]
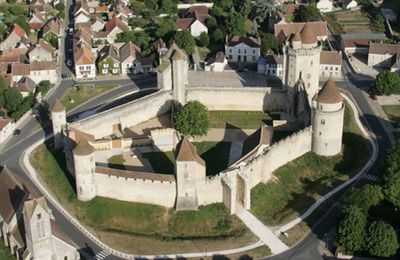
[
  {"left": 301, "top": 23, "right": 318, "bottom": 44},
  {"left": 73, "top": 139, "right": 94, "bottom": 156},
  {"left": 317, "top": 79, "right": 343, "bottom": 104},
  {"left": 176, "top": 137, "right": 205, "bottom": 166},
  {"left": 52, "top": 99, "right": 65, "bottom": 113}
]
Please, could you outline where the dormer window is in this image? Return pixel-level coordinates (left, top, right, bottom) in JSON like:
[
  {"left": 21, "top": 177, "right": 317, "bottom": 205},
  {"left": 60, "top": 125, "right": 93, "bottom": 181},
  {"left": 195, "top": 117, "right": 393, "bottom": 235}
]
[{"left": 37, "top": 213, "right": 41, "bottom": 220}]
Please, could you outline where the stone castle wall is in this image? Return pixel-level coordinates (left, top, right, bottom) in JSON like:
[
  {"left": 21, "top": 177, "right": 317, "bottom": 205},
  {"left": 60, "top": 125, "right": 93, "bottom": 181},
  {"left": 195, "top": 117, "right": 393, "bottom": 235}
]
[
  {"left": 186, "top": 87, "right": 286, "bottom": 112},
  {"left": 70, "top": 90, "right": 173, "bottom": 139},
  {"left": 95, "top": 171, "right": 176, "bottom": 207}
]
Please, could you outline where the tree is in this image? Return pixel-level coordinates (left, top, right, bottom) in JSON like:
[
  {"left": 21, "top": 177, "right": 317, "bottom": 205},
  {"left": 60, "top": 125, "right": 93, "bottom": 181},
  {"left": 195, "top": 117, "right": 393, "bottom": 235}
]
[
  {"left": 372, "top": 70, "right": 400, "bottom": 95},
  {"left": 145, "top": 0, "right": 158, "bottom": 10},
  {"left": 116, "top": 31, "right": 151, "bottom": 51},
  {"left": 156, "top": 18, "right": 176, "bottom": 42},
  {"left": 366, "top": 221, "right": 399, "bottom": 257},
  {"left": 338, "top": 206, "right": 367, "bottom": 253},
  {"left": 371, "top": 13, "right": 385, "bottom": 32},
  {"left": 294, "top": 3, "right": 322, "bottom": 22},
  {"left": 206, "top": 17, "right": 218, "bottom": 30},
  {"left": 225, "top": 11, "right": 246, "bottom": 36},
  {"left": 215, "top": 0, "right": 233, "bottom": 11},
  {"left": 159, "top": 0, "right": 176, "bottom": 14},
  {"left": 344, "top": 184, "right": 384, "bottom": 213},
  {"left": 260, "top": 32, "right": 279, "bottom": 55},
  {"left": 38, "top": 80, "right": 51, "bottom": 96},
  {"left": 234, "top": 0, "right": 251, "bottom": 17},
  {"left": 254, "top": 0, "right": 279, "bottom": 23},
  {"left": 198, "top": 32, "right": 209, "bottom": 47},
  {"left": 383, "top": 139, "right": 400, "bottom": 209},
  {"left": 174, "top": 101, "right": 210, "bottom": 136},
  {"left": 3, "top": 87, "right": 23, "bottom": 112},
  {"left": 212, "top": 28, "right": 224, "bottom": 43},
  {"left": 173, "top": 30, "right": 195, "bottom": 55},
  {"left": 55, "top": 1, "right": 65, "bottom": 12}
]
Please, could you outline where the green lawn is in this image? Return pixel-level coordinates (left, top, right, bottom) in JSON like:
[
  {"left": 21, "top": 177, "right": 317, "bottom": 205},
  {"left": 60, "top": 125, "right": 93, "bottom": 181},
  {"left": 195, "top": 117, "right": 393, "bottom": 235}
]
[
  {"left": 251, "top": 102, "right": 371, "bottom": 226},
  {"left": 193, "top": 141, "right": 231, "bottom": 176},
  {"left": 382, "top": 105, "right": 400, "bottom": 128},
  {"left": 142, "top": 151, "right": 175, "bottom": 174},
  {"left": 30, "top": 142, "right": 252, "bottom": 254},
  {"left": 209, "top": 111, "right": 274, "bottom": 129},
  {"left": 61, "top": 85, "right": 118, "bottom": 111},
  {"left": 107, "top": 154, "right": 126, "bottom": 170},
  {"left": 0, "top": 239, "right": 13, "bottom": 260},
  {"left": 144, "top": 142, "right": 231, "bottom": 176}
]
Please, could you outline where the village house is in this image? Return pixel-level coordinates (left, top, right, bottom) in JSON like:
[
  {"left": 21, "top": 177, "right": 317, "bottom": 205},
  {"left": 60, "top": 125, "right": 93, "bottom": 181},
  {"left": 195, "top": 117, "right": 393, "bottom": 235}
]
[
  {"left": 275, "top": 22, "right": 328, "bottom": 45},
  {"left": 75, "top": 46, "right": 96, "bottom": 79},
  {"left": 28, "top": 10, "right": 46, "bottom": 32},
  {"left": 97, "top": 41, "right": 150, "bottom": 75},
  {"left": 176, "top": 5, "right": 209, "bottom": 37},
  {"left": 0, "top": 167, "right": 80, "bottom": 259},
  {"left": 367, "top": 42, "right": 400, "bottom": 69},
  {"left": 205, "top": 51, "right": 228, "bottom": 72},
  {"left": 0, "top": 24, "right": 29, "bottom": 51},
  {"left": 30, "top": 61, "right": 57, "bottom": 84},
  {"left": 42, "top": 18, "right": 61, "bottom": 39},
  {"left": 12, "top": 63, "right": 30, "bottom": 84},
  {"left": 340, "top": 33, "right": 386, "bottom": 54},
  {"left": 100, "top": 16, "right": 129, "bottom": 44},
  {"left": 258, "top": 51, "right": 342, "bottom": 79},
  {"left": 225, "top": 36, "right": 261, "bottom": 63},
  {"left": 74, "top": 1, "right": 91, "bottom": 24},
  {"left": 28, "top": 39, "right": 54, "bottom": 62},
  {"left": 91, "top": 15, "right": 105, "bottom": 32},
  {"left": 0, "top": 118, "right": 15, "bottom": 143},
  {"left": 16, "top": 76, "right": 36, "bottom": 97},
  {"left": 317, "top": 0, "right": 334, "bottom": 13}
]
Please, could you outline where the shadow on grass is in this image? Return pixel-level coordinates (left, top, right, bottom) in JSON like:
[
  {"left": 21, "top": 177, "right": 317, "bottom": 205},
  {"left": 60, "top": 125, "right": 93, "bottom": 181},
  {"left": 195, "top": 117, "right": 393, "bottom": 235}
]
[{"left": 43, "top": 139, "right": 77, "bottom": 193}]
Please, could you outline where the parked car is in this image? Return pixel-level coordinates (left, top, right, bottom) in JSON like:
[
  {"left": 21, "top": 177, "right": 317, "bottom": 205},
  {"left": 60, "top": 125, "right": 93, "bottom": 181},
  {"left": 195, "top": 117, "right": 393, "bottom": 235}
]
[{"left": 67, "top": 60, "right": 72, "bottom": 67}]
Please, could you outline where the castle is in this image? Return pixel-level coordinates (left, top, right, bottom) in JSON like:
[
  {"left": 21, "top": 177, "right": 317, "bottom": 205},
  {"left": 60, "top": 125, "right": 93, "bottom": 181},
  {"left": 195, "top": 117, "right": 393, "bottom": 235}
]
[{"left": 51, "top": 23, "right": 345, "bottom": 213}]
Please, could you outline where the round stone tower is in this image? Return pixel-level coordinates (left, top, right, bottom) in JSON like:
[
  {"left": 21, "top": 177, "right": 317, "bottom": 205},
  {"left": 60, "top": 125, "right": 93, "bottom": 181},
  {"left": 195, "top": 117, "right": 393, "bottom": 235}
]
[
  {"left": 283, "top": 23, "right": 322, "bottom": 116},
  {"left": 312, "top": 79, "right": 344, "bottom": 156},
  {"left": 51, "top": 99, "right": 66, "bottom": 150},
  {"left": 73, "top": 139, "right": 96, "bottom": 201}
]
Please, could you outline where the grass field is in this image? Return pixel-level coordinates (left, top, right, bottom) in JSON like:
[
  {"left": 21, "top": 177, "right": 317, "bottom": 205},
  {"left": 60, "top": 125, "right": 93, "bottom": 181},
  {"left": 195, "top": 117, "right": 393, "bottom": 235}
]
[
  {"left": 0, "top": 239, "right": 13, "bottom": 260},
  {"left": 143, "top": 142, "right": 231, "bottom": 176},
  {"left": 142, "top": 151, "right": 175, "bottom": 174},
  {"left": 107, "top": 154, "right": 126, "bottom": 170},
  {"left": 30, "top": 143, "right": 256, "bottom": 254},
  {"left": 209, "top": 111, "right": 274, "bottom": 129},
  {"left": 61, "top": 85, "right": 118, "bottom": 111},
  {"left": 382, "top": 105, "right": 400, "bottom": 128},
  {"left": 251, "top": 102, "right": 371, "bottom": 226},
  {"left": 193, "top": 141, "right": 231, "bottom": 176}
]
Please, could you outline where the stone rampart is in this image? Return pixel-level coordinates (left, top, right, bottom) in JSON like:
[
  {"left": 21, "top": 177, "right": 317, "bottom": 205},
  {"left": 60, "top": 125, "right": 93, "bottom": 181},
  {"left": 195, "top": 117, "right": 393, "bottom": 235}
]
[
  {"left": 185, "top": 88, "right": 286, "bottom": 111},
  {"left": 94, "top": 167, "right": 176, "bottom": 207},
  {"left": 71, "top": 91, "right": 173, "bottom": 139}
]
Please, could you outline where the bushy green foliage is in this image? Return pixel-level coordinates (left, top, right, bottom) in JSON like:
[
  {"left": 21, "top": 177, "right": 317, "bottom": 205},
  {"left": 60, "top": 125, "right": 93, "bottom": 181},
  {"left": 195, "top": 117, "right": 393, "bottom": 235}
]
[
  {"left": 174, "top": 101, "right": 210, "bottom": 136},
  {"left": 383, "top": 138, "right": 400, "bottom": 209},
  {"left": 372, "top": 70, "right": 400, "bottom": 95},
  {"left": 338, "top": 206, "right": 367, "bottom": 253},
  {"left": 294, "top": 3, "right": 322, "bottom": 22},
  {"left": 38, "top": 80, "right": 51, "bottom": 96},
  {"left": 198, "top": 32, "right": 209, "bottom": 47},
  {"left": 260, "top": 32, "right": 279, "bottom": 55},
  {"left": 116, "top": 31, "right": 152, "bottom": 52},
  {"left": 212, "top": 28, "right": 224, "bottom": 43},
  {"left": 344, "top": 184, "right": 383, "bottom": 213},
  {"left": 366, "top": 221, "right": 399, "bottom": 257},
  {"left": 206, "top": 16, "right": 217, "bottom": 29},
  {"left": 156, "top": 18, "right": 175, "bottom": 42},
  {"left": 173, "top": 30, "right": 195, "bottom": 55},
  {"left": 225, "top": 11, "right": 246, "bottom": 36}
]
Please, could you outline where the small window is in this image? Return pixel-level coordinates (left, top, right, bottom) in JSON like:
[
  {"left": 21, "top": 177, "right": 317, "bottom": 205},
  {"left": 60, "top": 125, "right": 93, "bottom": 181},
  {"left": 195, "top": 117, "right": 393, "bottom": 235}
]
[
  {"left": 310, "top": 61, "right": 313, "bottom": 66},
  {"left": 253, "top": 49, "right": 256, "bottom": 54},
  {"left": 321, "top": 119, "right": 325, "bottom": 125},
  {"left": 103, "top": 63, "right": 109, "bottom": 68},
  {"left": 244, "top": 49, "right": 247, "bottom": 54},
  {"left": 238, "top": 49, "right": 241, "bottom": 54},
  {"left": 229, "top": 55, "right": 232, "bottom": 60},
  {"left": 229, "top": 48, "right": 232, "bottom": 53},
  {"left": 37, "top": 213, "right": 42, "bottom": 220}
]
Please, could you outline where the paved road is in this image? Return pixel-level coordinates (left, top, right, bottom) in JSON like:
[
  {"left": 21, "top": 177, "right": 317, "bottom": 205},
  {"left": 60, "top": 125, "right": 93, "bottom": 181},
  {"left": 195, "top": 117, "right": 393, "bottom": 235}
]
[{"left": 0, "top": 74, "right": 156, "bottom": 260}]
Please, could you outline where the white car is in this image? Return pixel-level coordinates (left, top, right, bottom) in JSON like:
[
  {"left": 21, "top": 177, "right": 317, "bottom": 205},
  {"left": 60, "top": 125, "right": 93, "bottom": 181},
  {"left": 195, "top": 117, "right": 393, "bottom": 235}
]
[{"left": 69, "top": 28, "right": 74, "bottom": 35}]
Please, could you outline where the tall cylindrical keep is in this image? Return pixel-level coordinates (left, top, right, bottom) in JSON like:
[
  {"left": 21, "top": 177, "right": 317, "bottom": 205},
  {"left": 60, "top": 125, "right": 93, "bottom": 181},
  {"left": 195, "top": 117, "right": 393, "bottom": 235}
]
[
  {"left": 312, "top": 79, "right": 344, "bottom": 156},
  {"left": 51, "top": 99, "right": 66, "bottom": 150},
  {"left": 73, "top": 140, "right": 96, "bottom": 201}
]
